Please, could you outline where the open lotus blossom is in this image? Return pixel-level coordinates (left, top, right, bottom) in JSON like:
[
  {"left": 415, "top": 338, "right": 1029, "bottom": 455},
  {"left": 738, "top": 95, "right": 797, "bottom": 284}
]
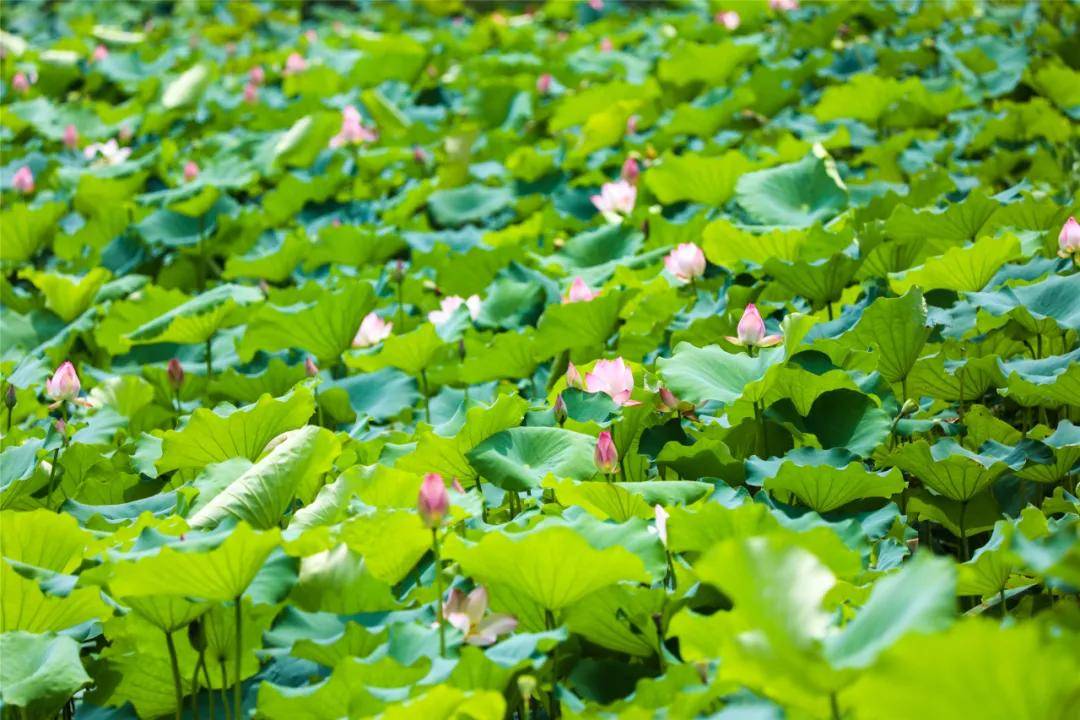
[
  {"left": 329, "top": 105, "right": 376, "bottom": 148},
  {"left": 563, "top": 277, "right": 599, "bottom": 304},
  {"left": 12, "top": 72, "right": 30, "bottom": 93},
  {"left": 716, "top": 10, "right": 741, "bottom": 29},
  {"left": 590, "top": 179, "right": 636, "bottom": 224},
  {"left": 585, "top": 357, "right": 637, "bottom": 406},
  {"left": 249, "top": 65, "right": 265, "bottom": 85},
  {"left": 167, "top": 359, "right": 185, "bottom": 390},
  {"left": 653, "top": 504, "right": 669, "bottom": 546},
  {"left": 1058, "top": 216, "right": 1080, "bottom": 259},
  {"left": 92, "top": 44, "right": 109, "bottom": 62},
  {"left": 418, "top": 472, "right": 449, "bottom": 528},
  {"left": 621, "top": 156, "right": 640, "bottom": 184},
  {"left": 183, "top": 161, "right": 199, "bottom": 182},
  {"left": 283, "top": 52, "right": 306, "bottom": 74},
  {"left": 565, "top": 361, "right": 584, "bottom": 389},
  {"left": 45, "top": 362, "right": 81, "bottom": 408},
  {"left": 12, "top": 166, "right": 34, "bottom": 194},
  {"left": 84, "top": 139, "right": 132, "bottom": 166},
  {"left": 536, "top": 73, "right": 552, "bottom": 94},
  {"left": 428, "top": 294, "right": 481, "bottom": 326},
  {"left": 442, "top": 587, "right": 517, "bottom": 646},
  {"left": 726, "top": 304, "right": 783, "bottom": 348},
  {"left": 243, "top": 82, "right": 258, "bottom": 104},
  {"left": 595, "top": 430, "right": 619, "bottom": 474},
  {"left": 352, "top": 312, "right": 393, "bottom": 347},
  {"left": 664, "top": 243, "right": 706, "bottom": 283},
  {"left": 63, "top": 124, "right": 79, "bottom": 149}
]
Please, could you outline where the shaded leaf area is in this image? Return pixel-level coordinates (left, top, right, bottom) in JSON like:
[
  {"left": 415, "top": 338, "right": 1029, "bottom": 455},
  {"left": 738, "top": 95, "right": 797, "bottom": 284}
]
[{"left": 1, "top": 2, "right": 1079, "bottom": 720}]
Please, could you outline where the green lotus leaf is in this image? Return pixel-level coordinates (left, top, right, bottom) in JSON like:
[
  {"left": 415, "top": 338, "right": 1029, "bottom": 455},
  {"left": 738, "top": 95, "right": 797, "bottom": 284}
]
[
  {"left": 338, "top": 510, "right": 431, "bottom": 585},
  {"left": 1, "top": 561, "right": 112, "bottom": 633},
  {"left": 122, "top": 595, "right": 211, "bottom": 633},
  {"left": 701, "top": 219, "right": 805, "bottom": 267},
  {"left": 1017, "top": 421, "right": 1080, "bottom": 484},
  {"left": 125, "top": 283, "right": 263, "bottom": 346},
  {"left": 968, "top": 273, "right": 1080, "bottom": 334},
  {"left": 534, "top": 291, "right": 624, "bottom": 359},
  {"left": 0, "top": 509, "right": 90, "bottom": 572},
  {"left": 256, "top": 658, "right": 385, "bottom": 720},
  {"left": 657, "top": 344, "right": 784, "bottom": 406},
  {"left": 956, "top": 520, "right": 1015, "bottom": 598},
  {"left": 850, "top": 288, "right": 932, "bottom": 387},
  {"left": 18, "top": 267, "right": 110, "bottom": 322},
  {"left": 0, "top": 632, "right": 92, "bottom": 716},
  {"left": 289, "top": 545, "right": 396, "bottom": 614},
  {"left": 467, "top": 427, "right": 598, "bottom": 491},
  {"left": 765, "top": 254, "right": 861, "bottom": 308},
  {"left": 907, "top": 353, "right": 1002, "bottom": 403},
  {"left": 564, "top": 585, "right": 664, "bottom": 658},
  {"left": 0, "top": 202, "right": 66, "bottom": 265},
  {"left": 998, "top": 349, "right": 1080, "bottom": 408},
  {"left": 345, "top": 322, "right": 447, "bottom": 376},
  {"left": 428, "top": 184, "right": 513, "bottom": 227},
  {"left": 643, "top": 151, "right": 755, "bottom": 206},
  {"left": 290, "top": 622, "right": 388, "bottom": 669},
  {"left": 383, "top": 685, "right": 506, "bottom": 720},
  {"left": 658, "top": 40, "right": 756, "bottom": 86},
  {"left": 885, "top": 439, "right": 1011, "bottom": 502},
  {"left": 888, "top": 234, "right": 1021, "bottom": 294},
  {"left": 764, "top": 460, "right": 905, "bottom": 513},
  {"left": 735, "top": 156, "right": 848, "bottom": 228}
]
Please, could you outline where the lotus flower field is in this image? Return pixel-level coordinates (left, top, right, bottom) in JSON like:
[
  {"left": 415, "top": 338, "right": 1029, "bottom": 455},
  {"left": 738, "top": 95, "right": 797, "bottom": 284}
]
[{"left": 2, "top": 1, "right": 1080, "bottom": 718}]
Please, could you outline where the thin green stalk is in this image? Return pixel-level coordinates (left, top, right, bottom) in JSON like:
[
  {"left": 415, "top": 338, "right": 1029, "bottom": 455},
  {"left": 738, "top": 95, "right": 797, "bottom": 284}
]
[
  {"left": 6, "top": 403, "right": 12, "bottom": 433},
  {"left": 826, "top": 302, "right": 834, "bottom": 321},
  {"left": 201, "top": 654, "right": 215, "bottom": 720},
  {"left": 46, "top": 446, "right": 61, "bottom": 508},
  {"left": 219, "top": 663, "right": 232, "bottom": 720},
  {"left": 999, "top": 588, "right": 1008, "bottom": 618},
  {"left": 958, "top": 500, "right": 970, "bottom": 561},
  {"left": 234, "top": 597, "right": 243, "bottom": 720},
  {"left": 191, "top": 651, "right": 204, "bottom": 720},
  {"left": 432, "top": 528, "right": 445, "bottom": 657},
  {"left": 164, "top": 632, "right": 184, "bottom": 720},
  {"left": 830, "top": 692, "right": 842, "bottom": 720},
  {"left": 396, "top": 277, "right": 406, "bottom": 330},
  {"left": 545, "top": 609, "right": 559, "bottom": 719},
  {"left": 419, "top": 370, "right": 431, "bottom": 423},
  {"left": 205, "top": 337, "right": 214, "bottom": 378}
]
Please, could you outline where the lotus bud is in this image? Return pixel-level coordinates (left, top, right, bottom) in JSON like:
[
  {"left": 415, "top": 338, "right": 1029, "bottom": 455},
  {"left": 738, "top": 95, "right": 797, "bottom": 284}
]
[
  {"left": 92, "top": 44, "right": 109, "bottom": 62},
  {"left": 284, "top": 52, "right": 306, "bottom": 75},
  {"left": 63, "top": 124, "right": 79, "bottom": 149},
  {"left": 249, "top": 65, "right": 265, "bottom": 85},
  {"left": 621, "top": 156, "right": 639, "bottom": 184},
  {"left": 553, "top": 394, "right": 568, "bottom": 425},
  {"left": 390, "top": 259, "right": 408, "bottom": 283},
  {"left": 183, "top": 161, "right": 199, "bottom": 182},
  {"left": 167, "top": 359, "right": 185, "bottom": 391},
  {"left": 599, "top": 37, "right": 613, "bottom": 52},
  {"left": 595, "top": 430, "right": 619, "bottom": 475},
  {"left": 536, "top": 73, "right": 552, "bottom": 95},
  {"left": 517, "top": 675, "right": 538, "bottom": 700},
  {"left": 1058, "top": 216, "right": 1080, "bottom": 259},
  {"left": 304, "top": 357, "right": 319, "bottom": 377},
  {"left": 716, "top": 10, "right": 740, "bottom": 29},
  {"left": 12, "top": 72, "right": 29, "bottom": 93},
  {"left": 4, "top": 384, "right": 16, "bottom": 411},
  {"left": 725, "top": 304, "right": 783, "bottom": 348},
  {"left": 187, "top": 618, "right": 207, "bottom": 652},
  {"left": 565, "top": 361, "right": 584, "bottom": 390},
  {"left": 899, "top": 398, "right": 918, "bottom": 417},
  {"left": 418, "top": 473, "right": 449, "bottom": 528},
  {"left": 412, "top": 145, "right": 427, "bottom": 164},
  {"left": 12, "top": 166, "right": 34, "bottom": 194},
  {"left": 243, "top": 82, "right": 258, "bottom": 104},
  {"left": 663, "top": 243, "right": 706, "bottom": 283},
  {"left": 46, "top": 362, "right": 80, "bottom": 405},
  {"left": 55, "top": 418, "right": 67, "bottom": 435},
  {"left": 589, "top": 0, "right": 604, "bottom": 9},
  {"left": 626, "top": 114, "right": 639, "bottom": 135}
]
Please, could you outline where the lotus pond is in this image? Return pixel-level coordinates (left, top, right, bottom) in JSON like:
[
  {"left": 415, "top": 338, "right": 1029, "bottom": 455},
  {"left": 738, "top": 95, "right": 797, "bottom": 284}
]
[{"left": 1, "top": 1, "right": 1079, "bottom": 719}]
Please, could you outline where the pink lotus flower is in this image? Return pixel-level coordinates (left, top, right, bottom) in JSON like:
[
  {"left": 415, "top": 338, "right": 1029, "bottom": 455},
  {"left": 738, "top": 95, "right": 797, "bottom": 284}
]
[
  {"left": 599, "top": 37, "right": 613, "bottom": 52},
  {"left": 183, "top": 161, "right": 199, "bottom": 182},
  {"left": 563, "top": 277, "right": 598, "bottom": 304},
  {"left": 304, "top": 357, "right": 319, "bottom": 377},
  {"left": 770, "top": 0, "right": 799, "bottom": 10},
  {"left": 536, "top": 73, "right": 552, "bottom": 95},
  {"left": 91, "top": 44, "right": 109, "bottom": 62},
  {"left": 565, "top": 361, "right": 584, "bottom": 390},
  {"left": 352, "top": 311, "right": 393, "bottom": 347},
  {"left": 418, "top": 472, "right": 449, "bottom": 528},
  {"left": 167, "top": 358, "right": 185, "bottom": 390},
  {"left": 716, "top": 10, "right": 741, "bottom": 29},
  {"left": 63, "top": 124, "right": 79, "bottom": 149},
  {"left": 11, "top": 166, "right": 34, "bottom": 194},
  {"left": 1058, "top": 216, "right": 1080, "bottom": 259},
  {"left": 329, "top": 105, "right": 376, "bottom": 148},
  {"left": 428, "top": 295, "right": 481, "bottom": 326},
  {"left": 304, "top": 29, "right": 318, "bottom": 43},
  {"left": 284, "top": 52, "right": 306, "bottom": 75},
  {"left": 84, "top": 139, "right": 132, "bottom": 166},
  {"left": 243, "top": 82, "right": 258, "bottom": 104},
  {"left": 664, "top": 243, "right": 706, "bottom": 283},
  {"left": 45, "top": 362, "right": 80, "bottom": 407},
  {"left": 11, "top": 72, "right": 30, "bottom": 93},
  {"left": 621, "top": 156, "right": 639, "bottom": 184},
  {"left": 585, "top": 358, "right": 636, "bottom": 406},
  {"left": 595, "top": 430, "right": 618, "bottom": 475},
  {"left": 726, "top": 304, "right": 783, "bottom": 348},
  {"left": 590, "top": 179, "right": 636, "bottom": 224},
  {"left": 654, "top": 504, "right": 669, "bottom": 546},
  {"left": 626, "top": 115, "right": 639, "bottom": 135},
  {"left": 443, "top": 587, "right": 517, "bottom": 646},
  {"left": 589, "top": 0, "right": 604, "bottom": 9},
  {"left": 412, "top": 145, "right": 427, "bottom": 164},
  {"left": 656, "top": 387, "right": 679, "bottom": 413},
  {"left": 249, "top": 65, "right": 265, "bottom": 85}
]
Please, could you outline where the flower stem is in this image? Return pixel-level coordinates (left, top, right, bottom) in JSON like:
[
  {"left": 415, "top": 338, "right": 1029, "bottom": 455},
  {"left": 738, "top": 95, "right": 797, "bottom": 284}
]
[
  {"left": 164, "top": 631, "right": 184, "bottom": 720},
  {"left": 419, "top": 370, "right": 431, "bottom": 424},
  {"left": 206, "top": 337, "right": 214, "bottom": 378},
  {"left": 191, "top": 650, "right": 204, "bottom": 720},
  {"left": 432, "top": 528, "right": 445, "bottom": 657},
  {"left": 234, "top": 596, "right": 243, "bottom": 720},
  {"left": 958, "top": 500, "right": 970, "bottom": 561},
  {"left": 219, "top": 663, "right": 232, "bottom": 720},
  {"left": 830, "top": 691, "right": 842, "bottom": 720}
]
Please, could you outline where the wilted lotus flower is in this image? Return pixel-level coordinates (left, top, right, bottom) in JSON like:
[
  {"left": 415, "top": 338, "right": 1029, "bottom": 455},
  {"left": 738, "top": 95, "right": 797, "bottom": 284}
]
[
  {"left": 621, "top": 156, "right": 640, "bottom": 184},
  {"left": 565, "top": 361, "right": 584, "bottom": 390},
  {"left": 63, "top": 124, "right": 79, "bottom": 149},
  {"left": 428, "top": 295, "right": 481, "bottom": 326},
  {"left": 664, "top": 243, "right": 706, "bottom": 283},
  {"left": 585, "top": 357, "right": 636, "bottom": 406},
  {"left": 329, "top": 105, "right": 376, "bottom": 148},
  {"left": 183, "top": 161, "right": 199, "bottom": 182},
  {"left": 84, "top": 139, "right": 132, "bottom": 166},
  {"left": 46, "top": 362, "right": 80, "bottom": 407},
  {"left": 1058, "top": 216, "right": 1080, "bottom": 259},
  {"left": 352, "top": 311, "right": 393, "bottom": 347},
  {"left": 418, "top": 472, "right": 449, "bottom": 528},
  {"left": 283, "top": 52, "right": 306, "bottom": 75},
  {"left": 726, "top": 304, "right": 783, "bottom": 348},
  {"left": 594, "top": 430, "right": 618, "bottom": 475},
  {"left": 249, "top": 65, "right": 265, "bottom": 85},
  {"left": 11, "top": 166, "right": 34, "bottom": 194},
  {"left": 167, "top": 359, "right": 185, "bottom": 391},
  {"left": 590, "top": 179, "right": 636, "bottom": 224},
  {"left": 304, "top": 357, "right": 319, "bottom": 377},
  {"left": 91, "top": 44, "right": 109, "bottom": 62},
  {"left": 562, "top": 277, "right": 598, "bottom": 304},
  {"left": 443, "top": 587, "right": 517, "bottom": 646},
  {"left": 716, "top": 10, "right": 740, "bottom": 29},
  {"left": 536, "top": 73, "right": 552, "bottom": 94},
  {"left": 11, "top": 72, "right": 30, "bottom": 93},
  {"left": 653, "top": 505, "right": 669, "bottom": 547},
  {"left": 243, "top": 82, "right": 258, "bottom": 104}
]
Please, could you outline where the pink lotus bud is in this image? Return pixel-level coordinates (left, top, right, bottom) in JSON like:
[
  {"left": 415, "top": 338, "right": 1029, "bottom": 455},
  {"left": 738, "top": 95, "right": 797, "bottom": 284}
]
[
  {"left": 418, "top": 473, "right": 449, "bottom": 528},
  {"left": 412, "top": 145, "right": 427, "bottom": 164},
  {"left": 562, "top": 277, "right": 598, "bottom": 304},
  {"left": 451, "top": 477, "right": 465, "bottom": 493},
  {"left": 1058, "top": 216, "right": 1080, "bottom": 259},
  {"left": 599, "top": 37, "right": 613, "bottom": 52},
  {"left": 304, "top": 357, "right": 319, "bottom": 377},
  {"left": 565, "top": 361, "right": 584, "bottom": 390},
  {"left": 626, "top": 115, "right": 639, "bottom": 135},
  {"left": 726, "top": 304, "right": 783, "bottom": 348},
  {"left": 553, "top": 394, "right": 568, "bottom": 424},
  {"left": 352, "top": 312, "right": 393, "bottom": 348},
  {"left": 284, "top": 52, "right": 306, "bottom": 75},
  {"left": 770, "top": 0, "right": 799, "bottom": 10},
  {"left": 589, "top": 0, "right": 604, "bottom": 9},
  {"left": 664, "top": 243, "right": 706, "bottom": 283},
  {"left": 657, "top": 387, "right": 679, "bottom": 413},
  {"left": 4, "top": 384, "right": 16, "bottom": 411},
  {"left": 716, "top": 10, "right": 741, "bottom": 29},
  {"left": 595, "top": 430, "right": 618, "bottom": 475},
  {"left": 249, "top": 65, "right": 265, "bottom": 85},
  {"left": 536, "top": 73, "right": 552, "bottom": 95},
  {"left": 590, "top": 179, "right": 636, "bottom": 223},
  {"left": 55, "top": 418, "right": 67, "bottom": 435},
  {"left": 92, "top": 44, "right": 109, "bottom": 62},
  {"left": 654, "top": 505, "right": 669, "bottom": 546},
  {"left": 243, "top": 82, "right": 258, "bottom": 104},
  {"left": 183, "top": 161, "right": 199, "bottom": 182},
  {"left": 167, "top": 359, "right": 185, "bottom": 390},
  {"left": 46, "top": 362, "right": 80, "bottom": 404},
  {"left": 12, "top": 166, "right": 34, "bottom": 194},
  {"left": 621, "top": 156, "right": 639, "bottom": 184},
  {"left": 305, "top": 29, "right": 318, "bottom": 43},
  {"left": 585, "top": 358, "right": 635, "bottom": 406},
  {"left": 12, "top": 72, "right": 29, "bottom": 93},
  {"left": 63, "top": 124, "right": 79, "bottom": 149}
]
